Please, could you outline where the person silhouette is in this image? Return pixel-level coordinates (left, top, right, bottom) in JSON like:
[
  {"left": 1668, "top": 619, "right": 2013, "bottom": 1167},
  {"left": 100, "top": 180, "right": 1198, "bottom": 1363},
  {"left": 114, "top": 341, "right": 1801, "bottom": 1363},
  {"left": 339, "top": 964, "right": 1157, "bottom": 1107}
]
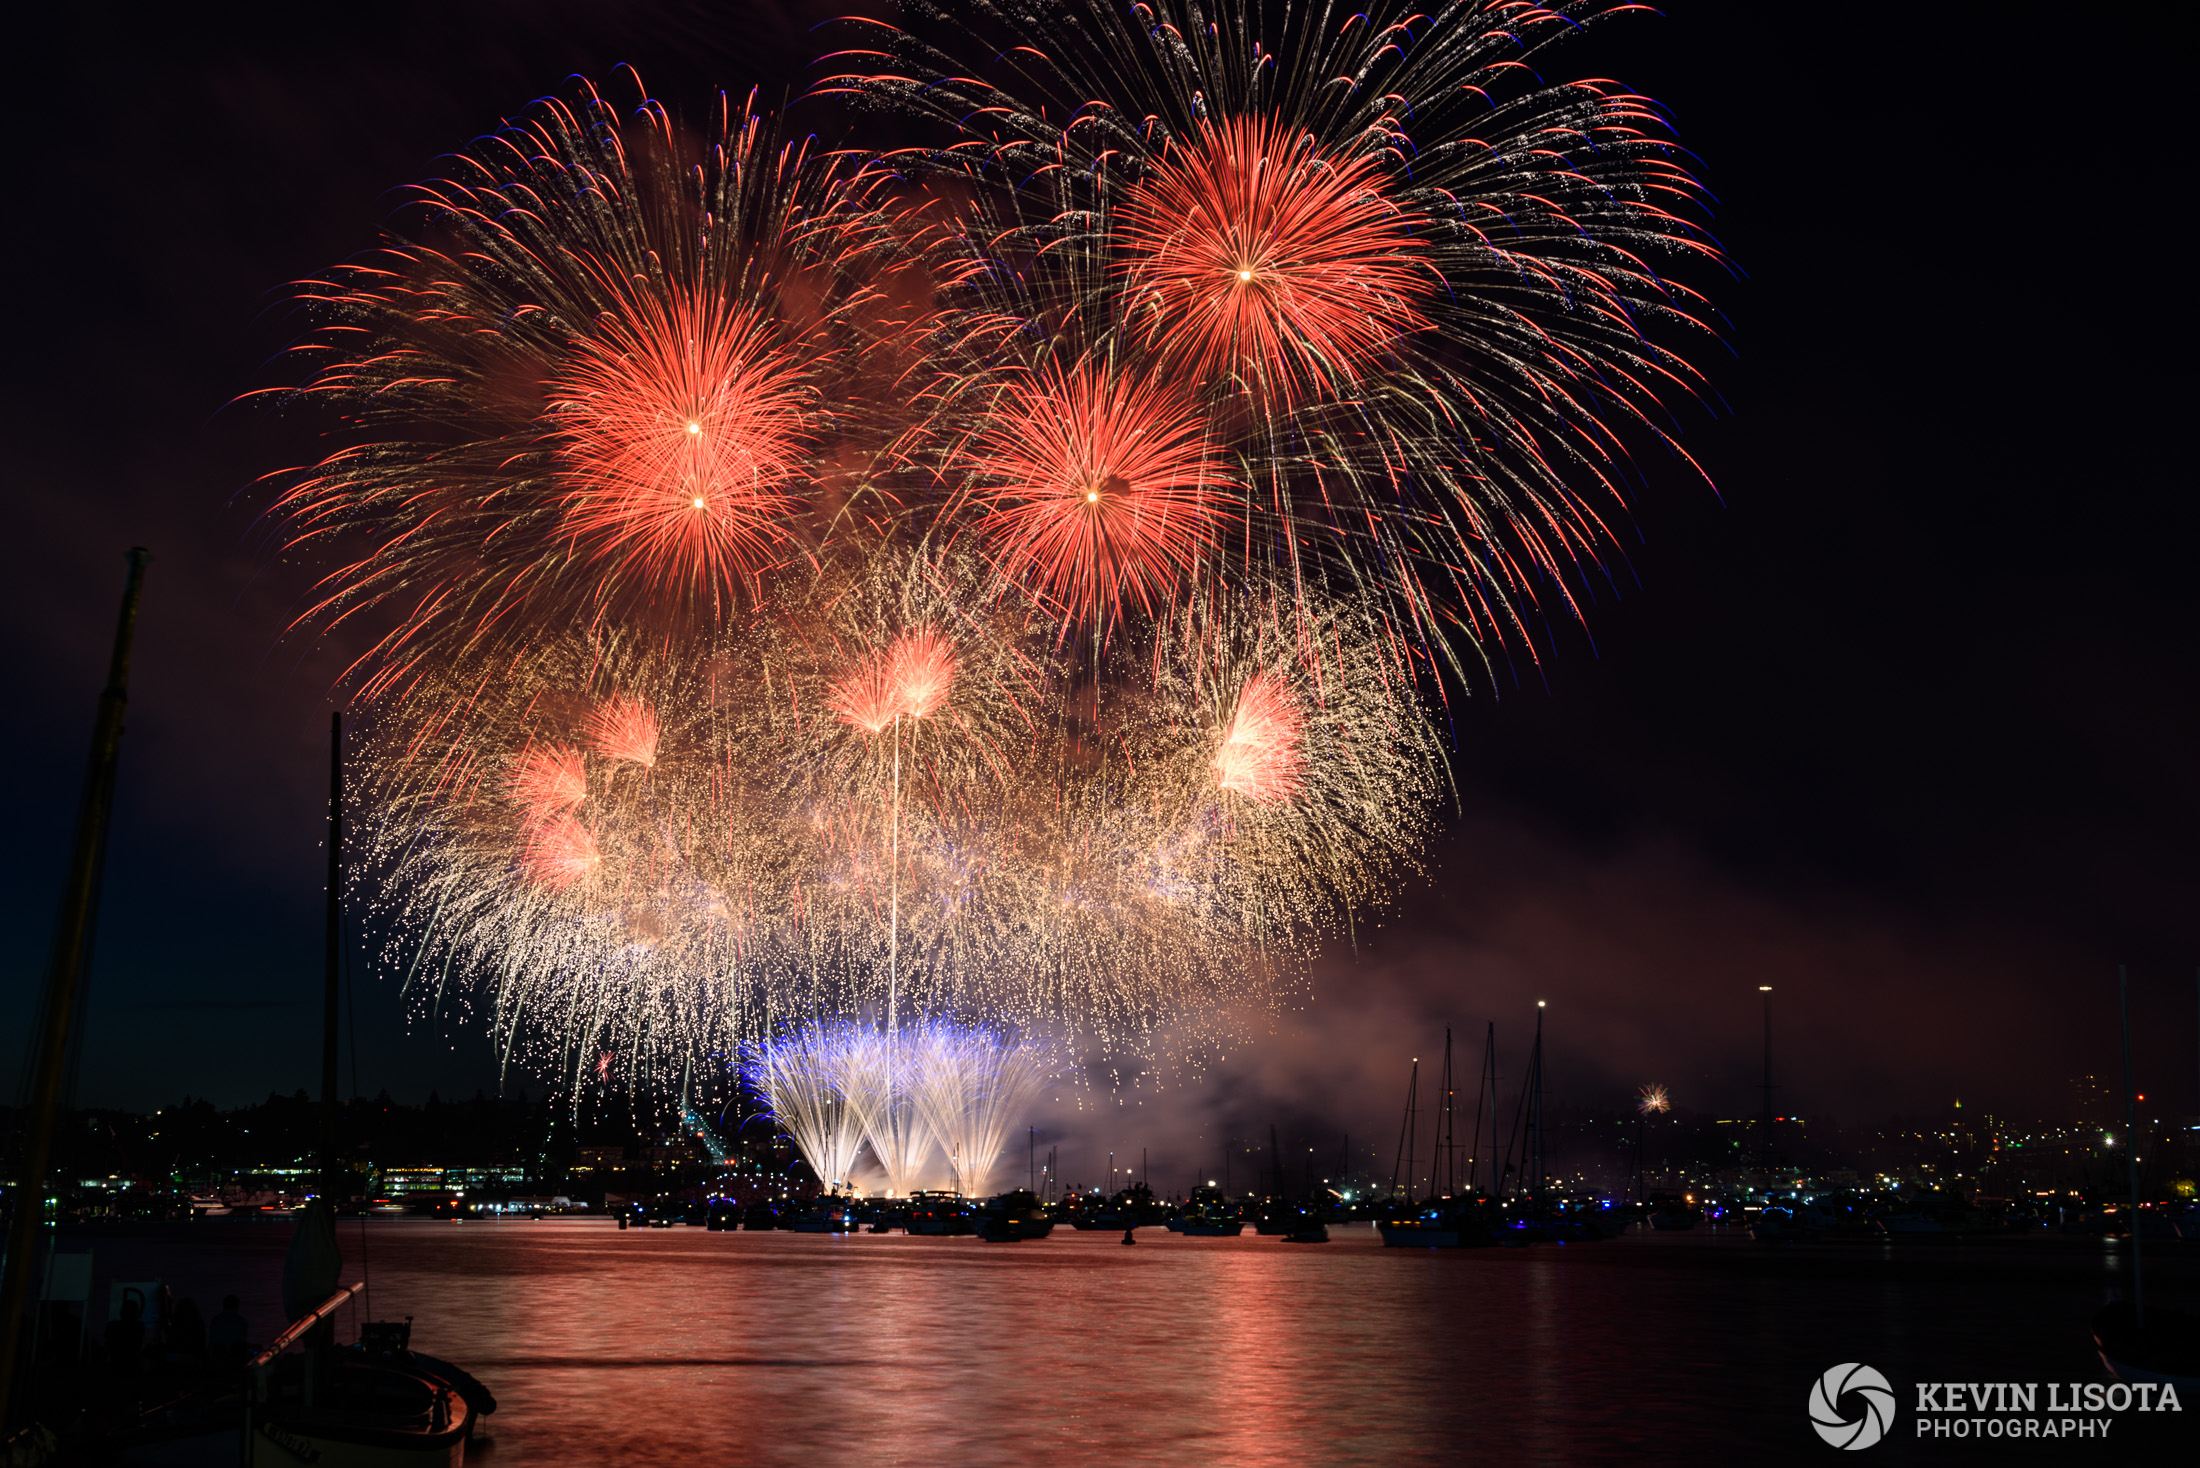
[
  {"left": 106, "top": 1296, "right": 146, "bottom": 1378},
  {"left": 169, "top": 1297, "right": 207, "bottom": 1363},
  {"left": 208, "top": 1294, "right": 249, "bottom": 1369}
]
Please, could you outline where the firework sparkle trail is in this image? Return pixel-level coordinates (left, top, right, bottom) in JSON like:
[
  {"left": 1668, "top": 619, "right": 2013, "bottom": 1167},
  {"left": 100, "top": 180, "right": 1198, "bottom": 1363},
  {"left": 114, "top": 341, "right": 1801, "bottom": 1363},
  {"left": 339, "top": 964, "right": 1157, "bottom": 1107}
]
[
  {"left": 826, "top": 0, "right": 1729, "bottom": 677},
  {"left": 258, "top": 1, "right": 1727, "bottom": 1141}
]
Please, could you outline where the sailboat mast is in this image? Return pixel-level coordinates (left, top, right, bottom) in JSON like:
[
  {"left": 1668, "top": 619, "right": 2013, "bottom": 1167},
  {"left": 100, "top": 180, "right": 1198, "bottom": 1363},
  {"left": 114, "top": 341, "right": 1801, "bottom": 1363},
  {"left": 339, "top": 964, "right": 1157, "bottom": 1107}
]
[
  {"left": 0, "top": 547, "right": 150, "bottom": 1426},
  {"left": 1389, "top": 1058, "right": 1419, "bottom": 1200},
  {"left": 1531, "top": 1002, "right": 1546, "bottom": 1205},
  {"left": 323, "top": 710, "right": 343, "bottom": 1202},
  {"left": 2120, "top": 965, "right": 2144, "bottom": 1328}
]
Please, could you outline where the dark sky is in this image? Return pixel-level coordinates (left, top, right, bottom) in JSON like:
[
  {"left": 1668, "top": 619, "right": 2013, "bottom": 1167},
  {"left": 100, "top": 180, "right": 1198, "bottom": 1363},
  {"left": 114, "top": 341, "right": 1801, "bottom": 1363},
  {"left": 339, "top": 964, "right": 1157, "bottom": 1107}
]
[{"left": 4, "top": 1, "right": 2194, "bottom": 1144}]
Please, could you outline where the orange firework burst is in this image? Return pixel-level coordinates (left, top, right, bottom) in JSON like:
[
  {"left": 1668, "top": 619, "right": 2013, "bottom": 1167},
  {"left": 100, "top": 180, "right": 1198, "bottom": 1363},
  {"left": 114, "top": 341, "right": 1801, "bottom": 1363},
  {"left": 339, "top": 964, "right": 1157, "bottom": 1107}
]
[
  {"left": 509, "top": 744, "right": 588, "bottom": 815},
  {"left": 552, "top": 284, "right": 814, "bottom": 599},
  {"left": 956, "top": 360, "right": 1233, "bottom": 624},
  {"left": 583, "top": 697, "right": 659, "bottom": 768},
  {"left": 1115, "top": 115, "right": 1433, "bottom": 401},
  {"left": 522, "top": 813, "right": 601, "bottom": 890},
  {"left": 1213, "top": 671, "right": 1305, "bottom": 804}
]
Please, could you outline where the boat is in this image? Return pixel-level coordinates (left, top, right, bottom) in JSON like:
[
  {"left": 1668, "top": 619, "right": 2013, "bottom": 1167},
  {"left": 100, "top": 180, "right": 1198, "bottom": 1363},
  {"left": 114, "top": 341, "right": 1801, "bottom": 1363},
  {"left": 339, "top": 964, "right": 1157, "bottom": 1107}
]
[
  {"left": 790, "top": 1199, "right": 857, "bottom": 1233},
  {"left": 1171, "top": 1185, "right": 1245, "bottom": 1237},
  {"left": 1179, "top": 1218, "right": 1245, "bottom": 1237},
  {"left": 237, "top": 1281, "right": 484, "bottom": 1466},
  {"left": 2085, "top": 969, "right": 2198, "bottom": 1394},
  {"left": 906, "top": 1191, "right": 976, "bottom": 1236},
  {"left": 1281, "top": 1222, "right": 1331, "bottom": 1243},
  {"left": 1378, "top": 1211, "right": 1464, "bottom": 1248},
  {"left": 1057, "top": 1189, "right": 1122, "bottom": 1230},
  {"left": 976, "top": 1190, "right": 1056, "bottom": 1241},
  {"left": 235, "top": 717, "right": 500, "bottom": 1463}
]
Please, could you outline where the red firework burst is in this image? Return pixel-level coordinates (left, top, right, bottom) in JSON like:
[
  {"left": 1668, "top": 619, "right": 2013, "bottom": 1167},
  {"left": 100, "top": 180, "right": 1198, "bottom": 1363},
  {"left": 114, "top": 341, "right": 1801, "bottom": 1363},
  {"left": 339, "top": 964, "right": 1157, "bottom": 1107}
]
[
  {"left": 1213, "top": 671, "right": 1306, "bottom": 804},
  {"left": 522, "top": 813, "right": 601, "bottom": 890},
  {"left": 1115, "top": 115, "right": 1433, "bottom": 401},
  {"left": 889, "top": 626, "right": 957, "bottom": 720},
  {"left": 828, "top": 650, "right": 901, "bottom": 734},
  {"left": 957, "top": 360, "right": 1234, "bottom": 623},
  {"left": 829, "top": 625, "right": 961, "bottom": 732},
  {"left": 509, "top": 744, "right": 588, "bottom": 815},
  {"left": 583, "top": 697, "right": 660, "bottom": 768},
  {"left": 551, "top": 284, "right": 815, "bottom": 600}
]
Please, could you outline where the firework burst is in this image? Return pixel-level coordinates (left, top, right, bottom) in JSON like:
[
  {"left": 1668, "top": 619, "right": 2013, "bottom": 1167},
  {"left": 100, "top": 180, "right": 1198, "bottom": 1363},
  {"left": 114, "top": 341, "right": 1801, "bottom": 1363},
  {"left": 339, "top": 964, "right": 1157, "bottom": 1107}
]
[
  {"left": 827, "top": 0, "right": 1728, "bottom": 675},
  {"left": 1115, "top": 113, "right": 1433, "bottom": 401},
  {"left": 1212, "top": 670, "right": 1306, "bottom": 804},
  {"left": 551, "top": 284, "right": 816, "bottom": 598},
  {"left": 952, "top": 359, "right": 1236, "bottom": 626},
  {"left": 259, "top": 82, "right": 921, "bottom": 696},
  {"left": 263, "top": 18, "right": 1728, "bottom": 1109}
]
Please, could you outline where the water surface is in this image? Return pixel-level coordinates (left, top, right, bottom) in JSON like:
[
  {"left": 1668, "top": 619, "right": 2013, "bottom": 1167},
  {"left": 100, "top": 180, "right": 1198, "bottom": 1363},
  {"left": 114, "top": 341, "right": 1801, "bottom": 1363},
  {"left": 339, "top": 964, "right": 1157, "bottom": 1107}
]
[{"left": 70, "top": 1219, "right": 2189, "bottom": 1463}]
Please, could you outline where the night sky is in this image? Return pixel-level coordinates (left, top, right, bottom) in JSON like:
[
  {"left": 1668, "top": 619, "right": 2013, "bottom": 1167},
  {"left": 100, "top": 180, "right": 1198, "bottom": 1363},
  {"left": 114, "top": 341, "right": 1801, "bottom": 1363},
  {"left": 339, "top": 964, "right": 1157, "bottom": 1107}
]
[{"left": 4, "top": 1, "right": 2193, "bottom": 1147}]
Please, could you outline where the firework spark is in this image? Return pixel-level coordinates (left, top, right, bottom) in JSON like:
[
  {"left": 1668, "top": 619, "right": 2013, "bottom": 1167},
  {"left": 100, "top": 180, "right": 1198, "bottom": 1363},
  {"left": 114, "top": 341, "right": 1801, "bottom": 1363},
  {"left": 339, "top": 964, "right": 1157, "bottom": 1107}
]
[
  {"left": 889, "top": 627, "right": 958, "bottom": 720},
  {"left": 1213, "top": 671, "right": 1306, "bottom": 804},
  {"left": 1115, "top": 114, "right": 1433, "bottom": 401},
  {"left": 521, "top": 814, "right": 600, "bottom": 892},
  {"left": 953, "top": 359, "right": 1235, "bottom": 625},
  {"left": 746, "top": 1027, "right": 867, "bottom": 1192},
  {"left": 551, "top": 284, "right": 816, "bottom": 599},
  {"left": 509, "top": 744, "right": 588, "bottom": 816},
  {"left": 829, "top": 0, "right": 1728, "bottom": 675},
  {"left": 260, "top": 83, "right": 918, "bottom": 696},
  {"left": 583, "top": 697, "right": 660, "bottom": 769},
  {"left": 908, "top": 1021, "right": 1055, "bottom": 1199},
  {"left": 266, "top": 18, "right": 1727, "bottom": 1107},
  {"left": 1638, "top": 1084, "right": 1672, "bottom": 1117}
]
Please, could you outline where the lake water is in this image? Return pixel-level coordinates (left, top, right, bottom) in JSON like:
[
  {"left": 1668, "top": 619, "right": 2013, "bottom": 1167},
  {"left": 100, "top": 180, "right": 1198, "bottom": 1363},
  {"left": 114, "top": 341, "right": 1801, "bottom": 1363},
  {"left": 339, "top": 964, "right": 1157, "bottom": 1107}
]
[{"left": 59, "top": 1218, "right": 2192, "bottom": 1463}]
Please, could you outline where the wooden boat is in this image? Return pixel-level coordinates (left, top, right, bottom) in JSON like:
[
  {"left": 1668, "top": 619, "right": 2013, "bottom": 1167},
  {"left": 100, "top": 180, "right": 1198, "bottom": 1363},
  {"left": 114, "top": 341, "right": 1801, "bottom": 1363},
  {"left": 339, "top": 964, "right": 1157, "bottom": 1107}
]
[{"left": 242, "top": 1287, "right": 484, "bottom": 1467}]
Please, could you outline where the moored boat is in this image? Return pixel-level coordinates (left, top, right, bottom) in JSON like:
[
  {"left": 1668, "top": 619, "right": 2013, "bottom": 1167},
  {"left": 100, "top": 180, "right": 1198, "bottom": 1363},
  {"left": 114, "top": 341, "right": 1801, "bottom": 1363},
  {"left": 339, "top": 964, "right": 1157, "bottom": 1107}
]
[
  {"left": 977, "top": 1190, "right": 1056, "bottom": 1241},
  {"left": 242, "top": 1287, "right": 485, "bottom": 1467},
  {"left": 907, "top": 1191, "right": 976, "bottom": 1236}
]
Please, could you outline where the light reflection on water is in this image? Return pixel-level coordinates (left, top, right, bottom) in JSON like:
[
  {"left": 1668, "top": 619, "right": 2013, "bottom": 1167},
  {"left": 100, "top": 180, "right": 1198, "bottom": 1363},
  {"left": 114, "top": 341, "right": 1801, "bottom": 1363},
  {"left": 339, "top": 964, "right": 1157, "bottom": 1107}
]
[{"left": 71, "top": 1219, "right": 2182, "bottom": 1464}]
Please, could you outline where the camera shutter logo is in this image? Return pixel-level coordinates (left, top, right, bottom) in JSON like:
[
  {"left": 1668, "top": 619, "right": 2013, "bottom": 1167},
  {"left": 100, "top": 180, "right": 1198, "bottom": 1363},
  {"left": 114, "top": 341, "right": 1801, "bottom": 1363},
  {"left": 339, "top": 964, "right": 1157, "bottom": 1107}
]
[{"left": 1810, "top": 1363, "right": 1897, "bottom": 1449}]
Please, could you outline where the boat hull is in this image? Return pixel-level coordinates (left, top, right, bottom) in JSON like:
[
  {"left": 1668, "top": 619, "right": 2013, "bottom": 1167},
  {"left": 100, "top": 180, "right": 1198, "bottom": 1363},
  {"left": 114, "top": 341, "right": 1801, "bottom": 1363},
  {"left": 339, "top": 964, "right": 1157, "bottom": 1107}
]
[
  {"left": 249, "top": 1418, "right": 468, "bottom": 1468},
  {"left": 1378, "top": 1223, "right": 1462, "bottom": 1248}
]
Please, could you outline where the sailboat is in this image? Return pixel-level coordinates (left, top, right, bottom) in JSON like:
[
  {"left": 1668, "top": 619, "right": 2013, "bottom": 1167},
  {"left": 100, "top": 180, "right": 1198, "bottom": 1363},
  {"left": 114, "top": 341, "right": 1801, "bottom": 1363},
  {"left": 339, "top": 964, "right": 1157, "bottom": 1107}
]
[
  {"left": 235, "top": 711, "right": 498, "bottom": 1465},
  {"left": 2090, "top": 966, "right": 2200, "bottom": 1393}
]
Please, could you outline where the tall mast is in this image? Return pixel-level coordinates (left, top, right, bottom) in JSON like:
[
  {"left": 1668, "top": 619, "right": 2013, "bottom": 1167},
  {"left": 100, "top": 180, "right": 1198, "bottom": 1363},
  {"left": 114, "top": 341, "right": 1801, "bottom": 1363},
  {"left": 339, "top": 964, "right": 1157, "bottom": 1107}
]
[
  {"left": 1433, "top": 1029, "right": 1454, "bottom": 1197},
  {"left": 1531, "top": 1002, "right": 1546, "bottom": 1205},
  {"left": 2120, "top": 966, "right": 2144, "bottom": 1328},
  {"left": 323, "top": 710, "right": 343, "bottom": 1202},
  {"left": 1759, "top": 986, "right": 1775, "bottom": 1169},
  {"left": 1389, "top": 1057, "right": 1419, "bottom": 1200},
  {"left": 0, "top": 548, "right": 151, "bottom": 1426}
]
